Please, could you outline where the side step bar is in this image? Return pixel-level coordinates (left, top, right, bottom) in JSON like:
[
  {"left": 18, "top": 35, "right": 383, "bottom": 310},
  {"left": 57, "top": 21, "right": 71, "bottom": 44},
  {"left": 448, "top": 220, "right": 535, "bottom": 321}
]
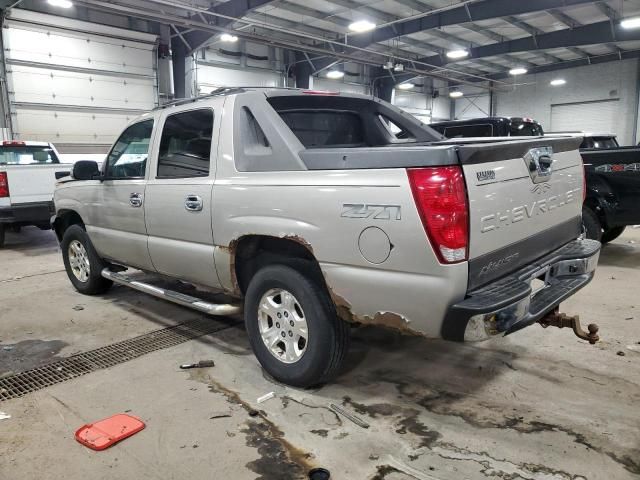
[{"left": 101, "top": 269, "right": 242, "bottom": 317}]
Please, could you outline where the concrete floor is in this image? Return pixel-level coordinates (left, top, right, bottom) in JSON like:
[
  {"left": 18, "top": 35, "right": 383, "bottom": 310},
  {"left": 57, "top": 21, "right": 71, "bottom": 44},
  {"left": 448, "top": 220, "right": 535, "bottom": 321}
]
[{"left": 1, "top": 227, "right": 639, "bottom": 480}]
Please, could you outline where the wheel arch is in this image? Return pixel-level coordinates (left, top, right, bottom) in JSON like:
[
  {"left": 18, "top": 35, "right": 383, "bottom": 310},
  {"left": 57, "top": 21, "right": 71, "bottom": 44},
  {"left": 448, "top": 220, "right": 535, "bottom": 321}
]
[
  {"left": 232, "top": 234, "right": 324, "bottom": 296},
  {"left": 53, "top": 209, "right": 85, "bottom": 242}
]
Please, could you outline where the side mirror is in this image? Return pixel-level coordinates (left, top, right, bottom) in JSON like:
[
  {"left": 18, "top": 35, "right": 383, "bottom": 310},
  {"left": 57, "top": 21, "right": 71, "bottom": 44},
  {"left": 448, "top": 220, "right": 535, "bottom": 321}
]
[
  {"left": 55, "top": 171, "right": 70, "bottom": 180},
  {"left": 72, "top": 161, "right": 101, "bottom": 181}
]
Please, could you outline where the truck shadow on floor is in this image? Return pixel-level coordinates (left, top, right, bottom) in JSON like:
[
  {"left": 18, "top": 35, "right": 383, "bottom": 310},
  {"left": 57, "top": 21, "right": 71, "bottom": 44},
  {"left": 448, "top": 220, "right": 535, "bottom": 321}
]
[
  {"left": 599, "top": 240, "right": 640, "bottom": 268},
  {"left": 1, "top": 226, "right": 59, "bottom": 256}
]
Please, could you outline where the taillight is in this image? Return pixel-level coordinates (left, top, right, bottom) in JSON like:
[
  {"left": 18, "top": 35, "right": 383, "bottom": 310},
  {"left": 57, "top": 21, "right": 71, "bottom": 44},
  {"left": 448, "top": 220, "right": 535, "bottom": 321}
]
[
  {"left": 0, "top": 172, "right": 8, "bottom": 198},
  {"left": 407, "top": 166, "right": 469, "bottom": 264}
]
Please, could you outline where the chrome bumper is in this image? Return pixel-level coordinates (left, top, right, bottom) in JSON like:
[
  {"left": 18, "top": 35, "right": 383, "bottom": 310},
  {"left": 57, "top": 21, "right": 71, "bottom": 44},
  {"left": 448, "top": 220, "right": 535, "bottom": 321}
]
[{"left": 442, "top": 239, "right": 601, "bottom": 342}]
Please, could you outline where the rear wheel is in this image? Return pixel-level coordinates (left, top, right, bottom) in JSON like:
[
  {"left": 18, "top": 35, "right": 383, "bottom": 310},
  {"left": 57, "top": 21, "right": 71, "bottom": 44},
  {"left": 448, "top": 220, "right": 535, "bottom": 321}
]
[
  {"left": 244, "top": 264, "right": 350, "bottom": 388},
  {"left": 601, "top": 226, "right": 626, "bottom": 244},
  {"left": 61, "top": 225, "right": 113, "bottom": 295},
  {"left": 582, "top": 207, "right": 602, "bottom": 242},
  {"left": 11, "top": 225, "right": 21, "bottom": 233}
]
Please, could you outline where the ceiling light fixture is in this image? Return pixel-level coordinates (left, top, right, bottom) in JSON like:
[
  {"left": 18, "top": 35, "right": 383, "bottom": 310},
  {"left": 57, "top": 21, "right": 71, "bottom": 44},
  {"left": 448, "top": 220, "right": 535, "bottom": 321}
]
[
  {"left": 397, "top": 83, "right": 414, "bottom": 90},
  {"left": 550, "top": 78, "right": 566, "bottom": 86},
  {"left": 48, "top": 0, "right": 73, "bottom": 7},
  {"left": 326, "top": 70, "right": 345, "bottom": 79},
  {"left": 509, "top": 67, "right": 528, "bottom": 75},
  {"left": 621, "top": 17, "right": 640, "bottom": 29},
  {"left": 449, "top": 89, "right": 463, "bottom": 98},
  {"left": 394, "top": 63, "right": 404, "bottom": 72},
  {"left": 446, "top": 49, "right": 469, "bottom": 59},
  {"left": 348, "top": 20, "right": 376, "bottom": 33},
  {"left": 383, "top": 60, "right": 394, "bottom": 70},
  {"left": 220, "top": 33, "right": 238, "bottom": 42}
]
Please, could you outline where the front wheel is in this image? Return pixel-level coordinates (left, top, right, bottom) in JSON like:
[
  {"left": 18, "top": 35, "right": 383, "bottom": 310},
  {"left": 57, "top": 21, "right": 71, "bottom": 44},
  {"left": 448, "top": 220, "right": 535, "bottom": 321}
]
[
  {"left": 244, "top": 264, "right": 350, "bottom": 388},
  {"left": 601, "top": 226, "right": 626, "bottom": 244},
  {"left": 61, "top": 225, "right": 113, "bottom": 295}
]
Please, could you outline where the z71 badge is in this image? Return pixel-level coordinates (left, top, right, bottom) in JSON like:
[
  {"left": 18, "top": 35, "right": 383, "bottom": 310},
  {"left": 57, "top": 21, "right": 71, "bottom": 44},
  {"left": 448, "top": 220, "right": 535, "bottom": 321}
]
[{"left": 341, "top": 204, "right": 401, "bottom": 220}]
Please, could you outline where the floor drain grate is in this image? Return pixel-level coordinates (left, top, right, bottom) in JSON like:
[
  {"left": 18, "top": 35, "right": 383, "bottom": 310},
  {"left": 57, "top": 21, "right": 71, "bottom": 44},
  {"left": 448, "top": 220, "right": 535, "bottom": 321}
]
[{"left": 0, "top": 318, "right": 235, "bottom": 401}]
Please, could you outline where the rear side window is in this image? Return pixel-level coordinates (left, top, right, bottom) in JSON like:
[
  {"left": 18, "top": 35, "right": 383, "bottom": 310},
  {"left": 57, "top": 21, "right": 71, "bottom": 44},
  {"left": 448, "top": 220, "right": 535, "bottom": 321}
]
[
  {"left": 157, "top": 109, "right": 214, "bottom": 178},
  {"left": 378, "top": 115, "right": 415, "bottom": 141},
  {"left": 444, "top": 124, "right": 493, "bottom": 138},
  {"left": 0, "top": 146, "right": 59, "bottom": 165},
  {"left": 278, "top": 110, "right": 364, "bottom": 148}
]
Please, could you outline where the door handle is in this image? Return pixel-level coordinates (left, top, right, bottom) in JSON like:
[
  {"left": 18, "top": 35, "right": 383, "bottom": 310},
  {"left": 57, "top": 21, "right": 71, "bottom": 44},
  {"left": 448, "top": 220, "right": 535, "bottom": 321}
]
[
  {"left": 129, "top": 192, "right": 143, "bottom": 208},
  {"left": 185, "top": 194, "right": 203, "bottom": 212}
]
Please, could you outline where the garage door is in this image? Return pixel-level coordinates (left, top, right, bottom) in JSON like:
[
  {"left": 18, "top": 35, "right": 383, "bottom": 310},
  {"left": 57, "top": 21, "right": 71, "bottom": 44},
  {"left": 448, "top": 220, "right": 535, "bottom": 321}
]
[
  {"left": 3, "top": 9, "right": 157, "bottom": 156},
  {"left": 550, "top": 99, "right": 619, "bottom": 134}
]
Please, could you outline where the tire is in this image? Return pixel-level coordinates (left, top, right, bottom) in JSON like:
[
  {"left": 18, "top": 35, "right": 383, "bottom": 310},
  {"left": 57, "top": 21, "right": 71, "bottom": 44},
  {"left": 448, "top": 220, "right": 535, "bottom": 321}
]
[
  {"left": 582, "top": 207, "right": 602, "bottom": 242},
  {"left": 11, "top": 225, "right": 21, "bottom": 233},
  {"left": 601, "top": 226, "right": 626, "bottom": 244},
  {"left": 244, "top": 264, "right": 350, "bottom": 388},
  {"left": 0, "top": 224, "right": 5, "bottom": 248},
  {"left": 61, "top": 224, "right": 113, "bottom": 295}
]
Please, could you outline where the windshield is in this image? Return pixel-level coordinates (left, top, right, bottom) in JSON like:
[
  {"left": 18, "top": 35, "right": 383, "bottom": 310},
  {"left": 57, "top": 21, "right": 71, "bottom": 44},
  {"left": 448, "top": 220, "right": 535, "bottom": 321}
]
[
  {"left": 0, "top": 146, "right": 60, "bottom": 165},
  {"left": 510, "top": 120, "right": 544, "bottom": 136}
]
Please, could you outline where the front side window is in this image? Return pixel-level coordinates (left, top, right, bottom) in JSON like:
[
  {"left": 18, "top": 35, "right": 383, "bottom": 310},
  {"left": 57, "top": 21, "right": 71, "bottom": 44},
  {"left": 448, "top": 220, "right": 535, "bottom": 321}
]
[
  {"left": 157, "top": 109, "right": 214, "bottom": 178},
  {"left": 105, "top": 120, "right": 154, "bottom": 179}
]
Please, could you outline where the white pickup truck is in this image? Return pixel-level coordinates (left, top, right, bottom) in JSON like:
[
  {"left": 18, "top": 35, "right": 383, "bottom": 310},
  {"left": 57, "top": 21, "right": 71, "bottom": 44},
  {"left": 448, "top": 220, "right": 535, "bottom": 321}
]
[{"left": 0, "top": 140, "right": 72, "bottom": 247}]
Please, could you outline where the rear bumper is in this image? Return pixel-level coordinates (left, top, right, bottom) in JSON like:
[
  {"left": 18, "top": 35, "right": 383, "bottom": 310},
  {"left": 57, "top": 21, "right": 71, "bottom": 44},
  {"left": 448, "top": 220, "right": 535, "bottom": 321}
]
[
  {"left": 0, "top": 201, "right": 55, "bottom": 225},
  {"left": 442, "top": 238, "right": 601, "bottom": 341}
]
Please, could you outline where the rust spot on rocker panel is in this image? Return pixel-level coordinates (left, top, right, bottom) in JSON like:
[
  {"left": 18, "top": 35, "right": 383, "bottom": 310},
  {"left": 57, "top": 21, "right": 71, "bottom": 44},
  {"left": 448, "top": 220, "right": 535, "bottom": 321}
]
[{"left": 327, "top": 286, "right": 417, "bottom": 335}]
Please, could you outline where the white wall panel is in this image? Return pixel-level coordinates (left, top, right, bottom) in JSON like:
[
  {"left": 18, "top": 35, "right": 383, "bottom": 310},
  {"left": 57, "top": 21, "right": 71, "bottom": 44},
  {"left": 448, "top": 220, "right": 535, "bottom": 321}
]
[
  {"left": 197, "top": 64, "right": 282, "bottom": 92},
  {"left": 3, "top": 10, "right": 157, "bottom": 152},
  {"left": 6, "top": 27, "right": 154, "bottom": 77},
  {"left": 313, "top": 78, "right": 368, "bottom": 94},
  {"left": 11, "top": 65, "right": 154, "bottom": 110},
  {"left": 455, "top": 95, "right": 491, "bottom": 119},
  {"left": 551, "top": 100, "right": 619, "bottom": 133},
  {"left": 494, "top": 59, "right": 639, "bottom": 144},
  {"left": 15, "top": 108, "right": 138, "bottom": 145}
]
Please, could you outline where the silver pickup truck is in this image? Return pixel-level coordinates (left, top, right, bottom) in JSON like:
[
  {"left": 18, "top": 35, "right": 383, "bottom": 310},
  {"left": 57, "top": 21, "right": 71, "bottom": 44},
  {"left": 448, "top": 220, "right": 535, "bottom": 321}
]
[{"left": 52, "top": 88, "right": 601, "bottom": 387}]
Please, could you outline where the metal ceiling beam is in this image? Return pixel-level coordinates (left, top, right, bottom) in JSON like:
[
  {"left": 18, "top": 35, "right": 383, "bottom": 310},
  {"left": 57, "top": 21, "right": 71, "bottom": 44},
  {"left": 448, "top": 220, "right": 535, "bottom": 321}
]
[
  {"left": 179, "top": 0, "right": 276, "bottom": 52},
  {"left": 311, "top": 0, "right": 594, "bottom": 74},
  {"left": 415, "top": 20, "right": 640, "bottom": 69},
  {"left": 74, "top": 0, "right": 503, "bottom": 88},
  {"left": 485, "top": 47, "right": 640, "bottom": 80},
  {"left": 341, "top": 0, "right": 595, "bottom": 51},
  {"left": 266, "top": 1, "right": 351, "bottom": 28}
]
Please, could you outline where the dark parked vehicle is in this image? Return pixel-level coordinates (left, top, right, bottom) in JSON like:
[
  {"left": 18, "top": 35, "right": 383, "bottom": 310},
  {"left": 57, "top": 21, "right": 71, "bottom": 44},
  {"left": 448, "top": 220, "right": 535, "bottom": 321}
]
[
  {"left": 547, "top": 132, "right": 640, "bottom": 243},
  {"left": 429, "top": 117, "right": 544, "bottom": 138}
]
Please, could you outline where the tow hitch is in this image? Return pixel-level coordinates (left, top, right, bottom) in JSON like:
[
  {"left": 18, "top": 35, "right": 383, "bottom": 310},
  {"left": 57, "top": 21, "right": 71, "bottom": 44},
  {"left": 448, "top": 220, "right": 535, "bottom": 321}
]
[{"left": 538, "top": 309, "right": 600, "bottom": 344}]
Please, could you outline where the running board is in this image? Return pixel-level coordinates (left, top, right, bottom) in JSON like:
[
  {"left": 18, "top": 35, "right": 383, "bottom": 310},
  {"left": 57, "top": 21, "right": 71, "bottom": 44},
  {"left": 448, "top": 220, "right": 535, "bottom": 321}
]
[{"left": 101, "top": 268, "right": 242, "bottom": 317}]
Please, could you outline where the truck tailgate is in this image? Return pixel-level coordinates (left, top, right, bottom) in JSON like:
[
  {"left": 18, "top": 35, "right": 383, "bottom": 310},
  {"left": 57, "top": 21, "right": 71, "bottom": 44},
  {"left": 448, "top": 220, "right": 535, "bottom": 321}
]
[
  {"left": 3, "top": 164, "right": 71, "bottom": 204},
  {"left": 457, "top": 137, "right": 584, "bottom": 289}
]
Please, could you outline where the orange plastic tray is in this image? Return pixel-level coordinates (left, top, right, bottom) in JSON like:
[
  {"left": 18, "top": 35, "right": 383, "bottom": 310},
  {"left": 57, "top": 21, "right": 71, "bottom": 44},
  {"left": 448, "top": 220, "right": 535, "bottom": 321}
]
[{"left": 75, "top": 414, "right": 145, "bottom": 451}]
